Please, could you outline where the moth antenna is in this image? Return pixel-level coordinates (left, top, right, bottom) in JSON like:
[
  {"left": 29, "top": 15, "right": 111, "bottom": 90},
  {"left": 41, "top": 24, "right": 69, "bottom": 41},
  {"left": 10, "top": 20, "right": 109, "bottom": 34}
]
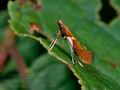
[{"left": 48, "top": 31, "right": 61, "bottom": 51}]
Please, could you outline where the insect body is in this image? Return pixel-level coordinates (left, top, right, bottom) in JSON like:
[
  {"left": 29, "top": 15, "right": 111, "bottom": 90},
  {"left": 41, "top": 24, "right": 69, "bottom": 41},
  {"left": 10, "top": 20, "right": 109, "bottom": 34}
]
[
  {"left": 72, "top": 38, "right": 93, "bottom": 64},
  {"left": 49, "top": 20, "right": 93, "bottom": 66}
]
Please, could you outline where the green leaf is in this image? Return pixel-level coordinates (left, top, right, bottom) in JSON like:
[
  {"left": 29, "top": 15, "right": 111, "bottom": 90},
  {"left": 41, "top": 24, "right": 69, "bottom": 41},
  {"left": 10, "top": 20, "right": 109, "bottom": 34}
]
[
  {"left": 0, "top": 77, "right": 21, "bottom": 90},
  {"left": 8, "top": 0, "right": 120, "bottom": 90},
  {"left": 0, "top": 54, "right": 79, "bottom": 90},
  {"left": 29, "top": 54, "right": 79, "bottom": 90}
]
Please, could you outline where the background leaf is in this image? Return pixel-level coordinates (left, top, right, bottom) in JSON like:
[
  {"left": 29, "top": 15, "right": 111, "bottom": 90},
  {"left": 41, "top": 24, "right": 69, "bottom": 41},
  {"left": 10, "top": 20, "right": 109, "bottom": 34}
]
[
  {"left": 0, "top": 54, "right": 80, "bottom": 90},
  {"left": 29, "top": 54, "right": 80, "bottom": 90}
]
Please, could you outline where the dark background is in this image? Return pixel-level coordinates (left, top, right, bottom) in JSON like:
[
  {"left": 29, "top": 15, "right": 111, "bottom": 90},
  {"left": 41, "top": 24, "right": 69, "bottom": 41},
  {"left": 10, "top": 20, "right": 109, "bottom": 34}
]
[{"left": 0, "top": 0, "right": 8, "bottom": 10}]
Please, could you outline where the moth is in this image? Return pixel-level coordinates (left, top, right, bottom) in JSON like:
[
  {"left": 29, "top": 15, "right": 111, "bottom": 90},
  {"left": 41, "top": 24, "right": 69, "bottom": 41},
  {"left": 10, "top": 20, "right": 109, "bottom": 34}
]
[{"left": 49, "top": 20, "right": 93, "bottom": 66}]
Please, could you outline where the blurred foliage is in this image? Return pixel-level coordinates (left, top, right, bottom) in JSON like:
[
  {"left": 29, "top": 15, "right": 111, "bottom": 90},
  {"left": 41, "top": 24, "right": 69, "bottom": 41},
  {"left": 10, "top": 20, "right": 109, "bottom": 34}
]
[
  {"left": 0, "top": 0, "right": 120, "bottom": 90},
  {"left": 0, "top": 4, "right": 79, "bottom": 90}
]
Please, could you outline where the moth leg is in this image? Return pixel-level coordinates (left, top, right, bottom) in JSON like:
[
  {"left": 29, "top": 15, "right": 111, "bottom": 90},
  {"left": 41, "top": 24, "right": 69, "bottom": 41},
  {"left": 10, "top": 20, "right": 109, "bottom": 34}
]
[
  {"left": 71, "top": 46, "right": 83, "bottom": 67},
  {"left": 67, "top": 37, "right": 76, "bottom": 64},
  {"left": 70, "top": 46, "right": 76, "bottom": 64},
  {"left": 48, "top": 38, "right": 58, "bottom": 51},
  {"left": 48, "top": 31, "right": 61, "bottom": 51},
  {"left": 78, "top": 61, "right": 84, "bottom": 67}
]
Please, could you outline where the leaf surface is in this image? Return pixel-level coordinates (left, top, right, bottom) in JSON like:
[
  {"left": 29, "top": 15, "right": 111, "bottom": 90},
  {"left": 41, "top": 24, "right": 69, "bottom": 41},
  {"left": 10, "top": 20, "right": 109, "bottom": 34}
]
[{"left": 8, "top": 0, "right": 120, "bottom": 89}]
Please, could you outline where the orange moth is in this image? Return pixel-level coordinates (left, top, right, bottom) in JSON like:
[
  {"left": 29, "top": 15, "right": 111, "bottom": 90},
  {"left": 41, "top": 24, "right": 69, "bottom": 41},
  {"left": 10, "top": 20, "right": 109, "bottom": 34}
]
[{"left": 49, "top": 20, "right": 93, "bottom": 66}]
